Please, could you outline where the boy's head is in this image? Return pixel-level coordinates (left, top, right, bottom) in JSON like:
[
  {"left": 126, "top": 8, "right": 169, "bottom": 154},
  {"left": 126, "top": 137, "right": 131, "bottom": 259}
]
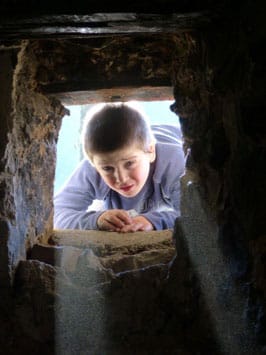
[
  {"left": 83, "top": 102, "right": 156, "bottom": 197},
  {"left": 83, "top": 102, "right": 155, "bottom": 161}
]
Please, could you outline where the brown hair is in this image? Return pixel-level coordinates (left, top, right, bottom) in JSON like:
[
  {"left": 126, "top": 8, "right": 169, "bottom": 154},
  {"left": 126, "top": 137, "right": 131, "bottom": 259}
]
[{"left": 83, "top": 102, "right": 155, "bottom": 161}]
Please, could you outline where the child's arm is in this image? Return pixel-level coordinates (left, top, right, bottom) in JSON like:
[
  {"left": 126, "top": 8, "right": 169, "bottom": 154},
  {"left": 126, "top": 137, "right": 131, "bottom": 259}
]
[
  {"left": 140, "top": 179, "right": 182, "bottom": 230},
  {"left": 54, "top": 160, "right": 105, "bottom": 230},
  {"left": 140, "top": 126, "right": 185, "bottom": 230},
  {"left": 139, "top": 209, "right": 179, "bottom": 230}
]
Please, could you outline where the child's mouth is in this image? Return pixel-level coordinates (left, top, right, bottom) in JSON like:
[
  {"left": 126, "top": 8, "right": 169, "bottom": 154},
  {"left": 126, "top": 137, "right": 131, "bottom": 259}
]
[{"left": 120, "top": 185, "right": 134, "bottom": 192}]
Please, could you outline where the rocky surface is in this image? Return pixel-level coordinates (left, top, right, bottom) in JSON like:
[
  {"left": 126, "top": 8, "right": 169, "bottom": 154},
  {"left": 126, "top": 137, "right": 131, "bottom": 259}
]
[
  {"left": 10, "top": 228, "right": 218, "bottom": 354},
  {"left": 31, "top": 229, "right": 176, "bottom": 274}
]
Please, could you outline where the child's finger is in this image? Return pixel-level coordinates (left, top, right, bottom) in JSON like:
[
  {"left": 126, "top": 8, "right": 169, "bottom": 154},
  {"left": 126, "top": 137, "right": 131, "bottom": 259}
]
[
  {"left": 97, "top": 210, "right": 131, "bottom": 230},
  {"left": 108, "top": 214, "right": 132, "bottom": 229},
  {"left": 115, "top": 210, "right": 132, "bottom": 225},
  {"left": 119, "top": 222, "right": 144, "bottom": 233},
  {"left": 138, "top": 224, "right": 152, "bottom": 231},
  {"left": 97, "top": 218, "right": 116, "bottom": 231}
]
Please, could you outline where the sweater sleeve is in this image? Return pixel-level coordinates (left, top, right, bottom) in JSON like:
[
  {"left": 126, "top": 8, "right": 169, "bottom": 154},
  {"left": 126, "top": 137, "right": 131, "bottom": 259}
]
[
  {"left": 140, "top": 180, "right": 181, "bottom": 230},
  {"left": 140, "top": 125, "right": 185, "bottom": 230},
  {"left": 53, "top": 160, "right": 105, "bottom": 230}
]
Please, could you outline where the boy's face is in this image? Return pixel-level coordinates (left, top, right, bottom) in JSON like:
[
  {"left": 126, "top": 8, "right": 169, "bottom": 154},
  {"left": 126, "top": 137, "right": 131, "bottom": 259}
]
[{"left": 92, "top": 143, "right": 156, "bottom": 197}]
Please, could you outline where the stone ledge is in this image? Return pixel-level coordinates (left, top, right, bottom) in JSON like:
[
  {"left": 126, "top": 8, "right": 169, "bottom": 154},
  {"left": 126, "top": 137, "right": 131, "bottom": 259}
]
[
  {"left": 30, "top": 229, "right": 176, "bottom": 274},
  {"left": 49, "top": 228, "right": 175, "bottom": 256}
]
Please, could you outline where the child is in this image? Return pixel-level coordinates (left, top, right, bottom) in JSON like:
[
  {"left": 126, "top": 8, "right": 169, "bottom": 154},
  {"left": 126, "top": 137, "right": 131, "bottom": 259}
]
[{"left": 54, "top": 102, "right": 185, "bottom": 232}]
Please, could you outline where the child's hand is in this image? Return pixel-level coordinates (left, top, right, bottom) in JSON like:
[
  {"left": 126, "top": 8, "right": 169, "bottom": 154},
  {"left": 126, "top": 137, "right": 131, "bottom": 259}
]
[
  {"left": 97, "top": 209, "right": 132, "bottom": 231},
  {"left": 119, "top": 216, "right": 154, "bottom": 233}
]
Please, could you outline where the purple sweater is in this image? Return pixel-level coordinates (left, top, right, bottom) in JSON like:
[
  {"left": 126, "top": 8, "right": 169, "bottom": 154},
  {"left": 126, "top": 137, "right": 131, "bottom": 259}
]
[{"left": 53, "top": 124, "right": 185, "bottom": 230}]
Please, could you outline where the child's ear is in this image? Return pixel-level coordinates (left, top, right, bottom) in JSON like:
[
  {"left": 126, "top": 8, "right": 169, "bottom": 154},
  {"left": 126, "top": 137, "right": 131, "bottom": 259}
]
[{"left": 148, "top": 143, "right": 156, "bottom": 162}]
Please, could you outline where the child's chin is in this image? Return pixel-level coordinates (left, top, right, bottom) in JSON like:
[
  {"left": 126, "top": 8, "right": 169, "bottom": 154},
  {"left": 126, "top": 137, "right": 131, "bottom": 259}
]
[
  {"left": 120, "top": 191, "right": 136, "bottom": 197},
  {"left": 119, "top": 188, "right": 139, "bottom": 198}
]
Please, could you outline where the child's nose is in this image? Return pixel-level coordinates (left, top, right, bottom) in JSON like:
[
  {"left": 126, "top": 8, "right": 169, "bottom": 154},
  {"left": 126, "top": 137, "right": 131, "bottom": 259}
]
[{"left": 115, "top": 168, "right": 128, "bottom": 183}]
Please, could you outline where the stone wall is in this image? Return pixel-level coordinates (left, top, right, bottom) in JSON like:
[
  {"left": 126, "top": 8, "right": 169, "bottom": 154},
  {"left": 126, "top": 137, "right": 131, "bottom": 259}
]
[
  {"left": 171, "top": 6, "right": 266, "bottom": 351},
  {"left": 0, "top": 41, "right": 67, "bottom": 288}
]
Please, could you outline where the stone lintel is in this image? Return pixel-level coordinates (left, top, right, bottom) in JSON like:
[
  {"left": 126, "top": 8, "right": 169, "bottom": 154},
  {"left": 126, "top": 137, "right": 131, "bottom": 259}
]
[
  {"left": 50, "top": 86, "right": 174, "bottom": 105},
  {"left": 0, "top": 12, "right": 210, "bottom": 40}
]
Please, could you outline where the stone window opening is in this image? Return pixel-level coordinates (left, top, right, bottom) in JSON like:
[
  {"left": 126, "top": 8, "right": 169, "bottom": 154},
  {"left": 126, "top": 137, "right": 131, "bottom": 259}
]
[
  {"left": 35, "top": 95, "right": 184, "bottom": 273},
  {"left": 35, "top": 96, "right": 184, "bottom": 276}
]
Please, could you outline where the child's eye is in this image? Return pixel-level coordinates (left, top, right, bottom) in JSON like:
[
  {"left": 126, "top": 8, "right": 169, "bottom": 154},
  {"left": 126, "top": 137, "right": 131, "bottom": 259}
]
[
  {"left": 125, "top": 160, "right": 136, "bottom": 169},
  {"left": 102, "top": 166, "right": 113, "bottom": 172}
]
